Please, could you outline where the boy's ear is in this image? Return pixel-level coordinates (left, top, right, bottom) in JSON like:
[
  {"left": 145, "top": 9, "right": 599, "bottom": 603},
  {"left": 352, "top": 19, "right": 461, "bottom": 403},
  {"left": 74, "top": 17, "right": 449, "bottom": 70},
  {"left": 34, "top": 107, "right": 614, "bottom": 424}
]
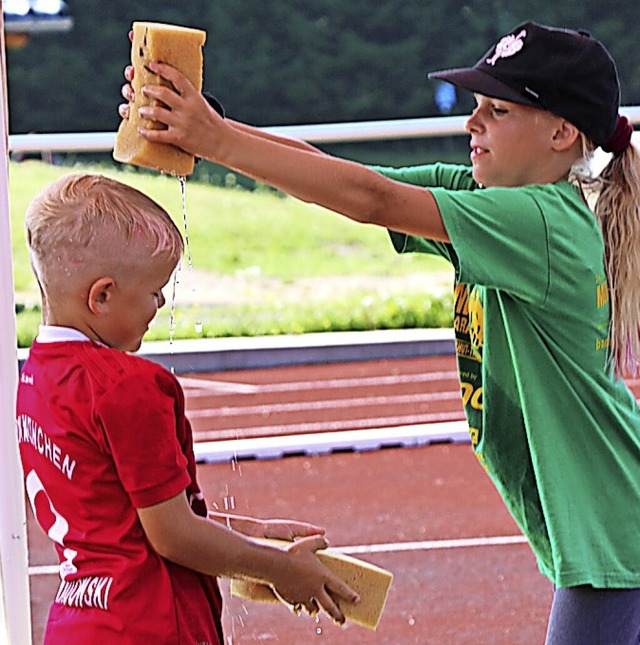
[
  {"left": 552, "top": 120, "right": 580, "bottom": 151},
  {"left": 88, "top": 277, "right": 115, "bottom": 316}
]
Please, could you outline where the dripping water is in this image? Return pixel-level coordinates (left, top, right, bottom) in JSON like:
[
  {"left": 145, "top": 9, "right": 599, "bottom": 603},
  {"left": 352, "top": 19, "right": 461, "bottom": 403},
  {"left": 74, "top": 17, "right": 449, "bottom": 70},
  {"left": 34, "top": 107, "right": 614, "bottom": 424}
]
[
  {"left": 179, "top": 177, "right": 193, "bottom": 274},
  {"left": 179, "top": 176, "right": 203, "bottom": 335},
  {"left": 168, "top": 261, "right": 180, "bottom": 374}
]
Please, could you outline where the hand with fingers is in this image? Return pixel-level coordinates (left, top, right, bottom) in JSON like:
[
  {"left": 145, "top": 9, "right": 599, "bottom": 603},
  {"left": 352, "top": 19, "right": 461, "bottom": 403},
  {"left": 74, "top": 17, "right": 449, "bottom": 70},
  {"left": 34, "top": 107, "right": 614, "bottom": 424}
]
[
  {"left": 119, "top": 56, "right": 225, "bottom": 162},
  {"left": 269, "top": 534, "right": 360, "bottom": 625},
  {"left": 208, "top": 511, "right": 329, "bottom": 541}
]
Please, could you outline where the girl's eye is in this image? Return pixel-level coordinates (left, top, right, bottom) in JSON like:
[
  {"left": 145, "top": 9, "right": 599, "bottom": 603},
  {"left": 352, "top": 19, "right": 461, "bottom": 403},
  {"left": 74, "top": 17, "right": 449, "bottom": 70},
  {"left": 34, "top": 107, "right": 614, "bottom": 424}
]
[{"left": 492, "top": 105, "right": 508, "bottom": 115}]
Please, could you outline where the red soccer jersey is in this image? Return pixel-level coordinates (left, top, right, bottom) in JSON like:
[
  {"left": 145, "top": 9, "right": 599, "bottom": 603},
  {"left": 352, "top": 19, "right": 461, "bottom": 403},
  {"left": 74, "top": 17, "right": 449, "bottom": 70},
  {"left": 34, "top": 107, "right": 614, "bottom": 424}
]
[{"left": 17, "top": 331, "right": 223, "bottom": 644}]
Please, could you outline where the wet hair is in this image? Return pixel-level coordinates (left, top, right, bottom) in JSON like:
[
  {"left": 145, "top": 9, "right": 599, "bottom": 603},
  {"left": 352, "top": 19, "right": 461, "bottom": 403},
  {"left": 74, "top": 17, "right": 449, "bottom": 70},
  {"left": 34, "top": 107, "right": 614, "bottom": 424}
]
[
  {"left": 573, "top": 140, "right": 640, "bottom": 377},
  {"left": 25, "top": 173, "right": 184, "bottom": 290}
]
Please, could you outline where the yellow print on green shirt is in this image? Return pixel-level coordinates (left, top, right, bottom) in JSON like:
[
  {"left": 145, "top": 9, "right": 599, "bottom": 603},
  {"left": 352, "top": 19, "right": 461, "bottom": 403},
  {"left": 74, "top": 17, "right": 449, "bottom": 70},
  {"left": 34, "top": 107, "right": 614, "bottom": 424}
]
[
  {"left": 453, "top": 284, "right": 469, "bottom": 334},
  {"left": 454, "top": 284, "right": 484, "bottom": 362},
  {"left": 455, "top": 284, "right": 485, "bottom": 468},
  {"left": 468, "top": 289, "right": 484, "bottom": 352},
  {"left": 594, "top": 273, "right": 611, "bottom": 352},
  {"left": 595, "top": 273, "right": 609, "bottom": 309}
]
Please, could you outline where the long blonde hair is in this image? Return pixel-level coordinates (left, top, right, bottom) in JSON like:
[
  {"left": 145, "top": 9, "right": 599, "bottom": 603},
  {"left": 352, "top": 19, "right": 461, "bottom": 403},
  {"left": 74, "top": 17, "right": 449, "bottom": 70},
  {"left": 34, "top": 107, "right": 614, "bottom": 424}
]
[{"left": 575, "top": 139, "right": 640, "bottom": 377}]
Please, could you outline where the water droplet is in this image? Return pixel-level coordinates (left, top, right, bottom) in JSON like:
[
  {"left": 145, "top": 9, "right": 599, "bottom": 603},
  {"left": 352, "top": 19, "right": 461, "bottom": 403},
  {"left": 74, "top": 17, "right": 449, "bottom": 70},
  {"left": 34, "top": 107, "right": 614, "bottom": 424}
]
[
  {"left": 179, "top": 176, "right": 194, "bottom": 276},
  {"left": 169, "top": 265, "right": 180, "bottom": 350}
]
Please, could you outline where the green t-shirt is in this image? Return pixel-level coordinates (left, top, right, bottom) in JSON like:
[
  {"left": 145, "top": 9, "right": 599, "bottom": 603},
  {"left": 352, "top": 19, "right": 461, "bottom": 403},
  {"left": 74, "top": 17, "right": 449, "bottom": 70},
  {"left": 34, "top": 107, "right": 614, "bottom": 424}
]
[{"left": 374, "top": 162, "right": 640, "bottom": 588}]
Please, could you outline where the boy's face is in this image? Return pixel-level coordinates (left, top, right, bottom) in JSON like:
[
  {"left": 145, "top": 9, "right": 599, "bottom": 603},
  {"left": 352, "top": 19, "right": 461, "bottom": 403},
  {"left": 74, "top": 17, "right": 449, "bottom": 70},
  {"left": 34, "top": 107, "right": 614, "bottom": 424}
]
[
  {"left": 95, "top": 252, "right": 177, "bottom": 353},
  {"left": 465, "top": 94, "right": 567, "bottom": 187}
]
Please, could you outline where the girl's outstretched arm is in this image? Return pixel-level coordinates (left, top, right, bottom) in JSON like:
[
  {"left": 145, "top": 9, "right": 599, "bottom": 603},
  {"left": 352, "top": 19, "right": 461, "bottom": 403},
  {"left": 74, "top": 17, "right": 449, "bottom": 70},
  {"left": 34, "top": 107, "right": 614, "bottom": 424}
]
[{"left": 136, "top": 62, "right": 449, "bottom": 242}]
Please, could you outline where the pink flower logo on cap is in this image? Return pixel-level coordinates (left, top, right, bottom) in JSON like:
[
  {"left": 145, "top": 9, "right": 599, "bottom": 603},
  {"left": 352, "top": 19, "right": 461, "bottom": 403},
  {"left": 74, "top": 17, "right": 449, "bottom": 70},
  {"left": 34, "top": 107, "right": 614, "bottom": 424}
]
[{"left": 486, "top": 29, "right": 527, "bottom": 66}]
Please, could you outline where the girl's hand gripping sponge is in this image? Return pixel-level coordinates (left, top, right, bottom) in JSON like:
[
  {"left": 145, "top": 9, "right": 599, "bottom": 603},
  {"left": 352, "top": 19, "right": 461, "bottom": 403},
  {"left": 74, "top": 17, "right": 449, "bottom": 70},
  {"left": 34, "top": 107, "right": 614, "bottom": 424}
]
[{"left": 113, "top": 22, "right": 206, "bottom": 176}]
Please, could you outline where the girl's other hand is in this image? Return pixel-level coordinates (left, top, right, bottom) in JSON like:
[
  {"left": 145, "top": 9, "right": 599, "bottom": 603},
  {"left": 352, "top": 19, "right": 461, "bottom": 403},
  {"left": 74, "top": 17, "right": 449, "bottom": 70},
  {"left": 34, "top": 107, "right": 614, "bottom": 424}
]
[{"left": 118, "top": 65, "right": 135, "bottom": 120}]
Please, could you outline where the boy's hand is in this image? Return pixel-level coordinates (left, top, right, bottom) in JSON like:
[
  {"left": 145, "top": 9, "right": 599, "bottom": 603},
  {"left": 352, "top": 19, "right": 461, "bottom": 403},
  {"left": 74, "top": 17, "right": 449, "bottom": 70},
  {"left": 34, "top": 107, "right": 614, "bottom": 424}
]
[
  {"left": 209, "top": 511, "right": 326, "bottom": 541},
  {"left": 272, "top": 535, "right": 360, "bottom": 625}
]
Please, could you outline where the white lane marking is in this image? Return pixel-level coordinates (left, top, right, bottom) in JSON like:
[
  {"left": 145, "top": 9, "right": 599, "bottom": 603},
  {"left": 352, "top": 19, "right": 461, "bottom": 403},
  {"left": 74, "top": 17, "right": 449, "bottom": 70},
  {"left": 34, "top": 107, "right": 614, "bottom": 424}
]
[
  {"left": 193, "top": 411, "right": 466, "bottom": 442},
  {"left": 28, "top": 535, "right": 527, "bottom": 576},
  {"left": 337, "top": 535, "right": 528, "bottom": 555},
  {"left": 179, "top": 377, "right": 259, "bottom": 394},
  {"left": 194, "top": 420, "right": 470, "bottom": 460},
  {"left": 181, "top": 370, "right": 460, "bottom": 398},
  {"left": 187, "top": 391, "right": 461, "bottom": 419},
  {"left": 29, "top": 565, "right": 59, "bottom": 576}
]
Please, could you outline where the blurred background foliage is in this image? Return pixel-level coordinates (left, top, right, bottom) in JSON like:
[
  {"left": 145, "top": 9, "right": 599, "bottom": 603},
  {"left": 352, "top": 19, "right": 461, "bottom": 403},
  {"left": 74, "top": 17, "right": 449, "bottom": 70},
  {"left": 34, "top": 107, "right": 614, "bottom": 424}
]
[
  {"left": 7, "top": 1, "right": 640, "bottom": 342},
  {"left": 6, "top": 0, "right": 640, "bottom": 171}
]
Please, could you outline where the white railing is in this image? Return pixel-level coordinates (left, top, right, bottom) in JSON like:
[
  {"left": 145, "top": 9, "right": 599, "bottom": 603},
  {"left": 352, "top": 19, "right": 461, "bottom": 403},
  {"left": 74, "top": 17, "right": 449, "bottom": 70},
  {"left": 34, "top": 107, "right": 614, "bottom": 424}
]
[
  {"left": 9, "top": 106, "right": 640, "bottom": 153},
  {"left": 5, "top": 108, "right": 640, "bottom": 645}
]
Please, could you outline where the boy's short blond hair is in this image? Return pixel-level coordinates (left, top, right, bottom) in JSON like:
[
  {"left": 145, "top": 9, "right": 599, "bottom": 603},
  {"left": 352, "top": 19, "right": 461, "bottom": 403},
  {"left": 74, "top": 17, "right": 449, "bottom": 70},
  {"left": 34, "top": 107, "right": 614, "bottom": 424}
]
[{"left": 25, "top": 173, "right": 184, "bottom": 292}]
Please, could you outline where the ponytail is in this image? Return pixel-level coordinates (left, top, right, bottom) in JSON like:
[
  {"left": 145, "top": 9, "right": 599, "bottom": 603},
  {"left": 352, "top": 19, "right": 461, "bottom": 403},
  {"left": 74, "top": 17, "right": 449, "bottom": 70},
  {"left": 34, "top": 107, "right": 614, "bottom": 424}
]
[{"left": 584, "top": 140, "right": 640, "bottom": 377}]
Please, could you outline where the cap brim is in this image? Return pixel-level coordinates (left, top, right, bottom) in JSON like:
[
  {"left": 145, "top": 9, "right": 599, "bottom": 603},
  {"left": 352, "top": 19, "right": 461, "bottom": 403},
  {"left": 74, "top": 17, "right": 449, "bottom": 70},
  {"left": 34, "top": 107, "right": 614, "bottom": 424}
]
[{"left": 428, "top": 67, "right": 539, "bottom": 107}]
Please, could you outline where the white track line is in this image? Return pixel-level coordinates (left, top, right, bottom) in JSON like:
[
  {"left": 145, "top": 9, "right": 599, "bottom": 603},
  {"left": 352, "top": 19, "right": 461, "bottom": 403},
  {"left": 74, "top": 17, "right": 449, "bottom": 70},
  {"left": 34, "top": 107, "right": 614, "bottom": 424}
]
[
  {"left": 181, "top": 370, "right": 460, "bottom": 397},
  {"left": 187, "top": 391, "right": 461, "bottom": 419},
  {"left": 28, "top": 565, "right": 59, "bottom": 576},
  {"left": 337, "top": 535, "right": 528, "bottom": 555},
  {"left": 193, "top": 412, "right": 466, "bottom": 444},
  {"left": 179, "top": 377, "right": 259, "bottom": 394},
  {"left": 27, "top": 535, "right": 527, "bottom": 577}
]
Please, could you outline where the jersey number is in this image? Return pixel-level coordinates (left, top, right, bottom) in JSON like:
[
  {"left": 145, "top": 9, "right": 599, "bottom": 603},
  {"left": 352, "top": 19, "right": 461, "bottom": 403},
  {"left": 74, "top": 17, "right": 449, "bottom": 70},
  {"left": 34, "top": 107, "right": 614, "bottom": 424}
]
[{"left": 25, "top": 470, "right": 78, "bottom": 579}]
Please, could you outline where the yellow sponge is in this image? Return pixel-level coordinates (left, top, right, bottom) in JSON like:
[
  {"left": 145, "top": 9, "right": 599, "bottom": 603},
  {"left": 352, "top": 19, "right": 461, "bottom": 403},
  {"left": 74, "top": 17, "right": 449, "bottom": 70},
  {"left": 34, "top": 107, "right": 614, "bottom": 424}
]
[
  {"left": 229, "top": 539, "right": 393, "bottom": 631},
  {"left": 113, "top": 22, "right": 206, "bottom": 176}
]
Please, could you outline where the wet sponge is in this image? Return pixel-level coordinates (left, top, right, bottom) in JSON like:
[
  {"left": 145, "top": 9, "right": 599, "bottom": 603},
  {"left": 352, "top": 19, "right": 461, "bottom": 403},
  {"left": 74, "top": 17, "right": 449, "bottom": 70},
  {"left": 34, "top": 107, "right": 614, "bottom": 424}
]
[
  {"left": 229, "top": 538, "right": 393, "bottom": 631},
  {"left": 113, "top": 22, "right": 206, "bottom": 176}
]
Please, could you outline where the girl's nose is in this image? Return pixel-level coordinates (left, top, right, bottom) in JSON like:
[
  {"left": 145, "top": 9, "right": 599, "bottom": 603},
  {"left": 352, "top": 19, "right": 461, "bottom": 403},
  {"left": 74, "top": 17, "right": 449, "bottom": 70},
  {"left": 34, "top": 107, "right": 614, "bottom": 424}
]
[{"left": 465, "top": 109, "right": 481, "bottom": 133}]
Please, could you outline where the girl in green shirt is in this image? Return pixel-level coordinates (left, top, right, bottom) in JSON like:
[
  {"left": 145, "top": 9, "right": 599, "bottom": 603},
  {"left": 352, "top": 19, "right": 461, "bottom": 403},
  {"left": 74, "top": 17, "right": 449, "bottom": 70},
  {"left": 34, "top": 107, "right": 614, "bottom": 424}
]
[{"left": 123, "top": 21, "right": 640, "bottom": 644}]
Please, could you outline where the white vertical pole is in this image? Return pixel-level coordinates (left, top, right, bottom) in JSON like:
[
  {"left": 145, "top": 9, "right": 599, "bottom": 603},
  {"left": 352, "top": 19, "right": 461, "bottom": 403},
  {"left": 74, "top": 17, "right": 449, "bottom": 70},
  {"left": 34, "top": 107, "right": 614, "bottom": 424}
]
[{"left": 0, "top": 5, "right": 33, "bottom": 645}]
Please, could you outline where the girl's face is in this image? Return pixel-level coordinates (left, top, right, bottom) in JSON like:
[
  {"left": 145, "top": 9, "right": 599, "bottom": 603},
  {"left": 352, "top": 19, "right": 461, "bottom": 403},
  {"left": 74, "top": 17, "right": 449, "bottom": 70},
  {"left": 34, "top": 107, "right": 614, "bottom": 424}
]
[{"left": 465, "top": 94, "right": 565, "bottom": 187}]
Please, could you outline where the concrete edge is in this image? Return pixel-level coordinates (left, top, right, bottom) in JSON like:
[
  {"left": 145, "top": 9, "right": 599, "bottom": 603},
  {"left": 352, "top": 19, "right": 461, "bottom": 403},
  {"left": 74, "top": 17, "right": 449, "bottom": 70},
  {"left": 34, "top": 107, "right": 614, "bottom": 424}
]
[
  {"left": 194, "top": 420, "right": 469, "bottom": 463},
  {"left": 18, "top": 328, "right": 455, "bottom": 374},
  {"left": 135, "top": 328, "right": 455, "bottom": 373}
]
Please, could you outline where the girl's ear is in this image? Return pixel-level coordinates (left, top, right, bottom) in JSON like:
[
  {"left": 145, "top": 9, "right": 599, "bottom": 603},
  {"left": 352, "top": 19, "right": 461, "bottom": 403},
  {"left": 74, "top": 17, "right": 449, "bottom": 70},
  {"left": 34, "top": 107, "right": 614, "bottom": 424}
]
[
  {"left": 552, "top": 120, "right": 580, "bottom": 151},
  {"left": 88, "top": 277, "right": 115, "bottom": 316}
]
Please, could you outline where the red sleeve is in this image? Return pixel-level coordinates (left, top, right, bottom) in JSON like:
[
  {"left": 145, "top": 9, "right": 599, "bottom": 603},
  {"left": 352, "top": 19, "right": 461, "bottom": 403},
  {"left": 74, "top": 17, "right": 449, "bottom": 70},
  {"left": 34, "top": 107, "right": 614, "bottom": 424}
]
[{"left": 95, "top": 362, "right": 192, "bottom": 508}]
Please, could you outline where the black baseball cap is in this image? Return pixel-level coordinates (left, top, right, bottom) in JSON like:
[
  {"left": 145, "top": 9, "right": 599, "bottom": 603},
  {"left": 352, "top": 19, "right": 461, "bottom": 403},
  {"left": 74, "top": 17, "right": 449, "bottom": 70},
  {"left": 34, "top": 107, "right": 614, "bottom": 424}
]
[{"left": 428, "top": 22, "right": 620, "bottom": 147}]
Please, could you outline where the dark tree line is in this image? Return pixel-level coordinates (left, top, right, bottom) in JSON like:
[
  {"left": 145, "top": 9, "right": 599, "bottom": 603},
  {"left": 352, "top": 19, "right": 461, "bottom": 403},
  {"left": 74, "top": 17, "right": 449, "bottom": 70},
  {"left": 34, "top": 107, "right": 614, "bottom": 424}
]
[{"left": 6, "top": 1, "right": 640, "bottom": 138}]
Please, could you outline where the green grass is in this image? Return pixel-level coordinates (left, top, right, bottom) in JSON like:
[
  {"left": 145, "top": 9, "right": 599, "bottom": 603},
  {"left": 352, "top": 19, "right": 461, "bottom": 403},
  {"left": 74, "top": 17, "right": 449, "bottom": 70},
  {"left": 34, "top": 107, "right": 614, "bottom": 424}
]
[
  {"left": 147, "top": 291, "right": 454, "bottom": 342},
  {"left": 11, "top": 160, "right": 454, "bottom": 347}
]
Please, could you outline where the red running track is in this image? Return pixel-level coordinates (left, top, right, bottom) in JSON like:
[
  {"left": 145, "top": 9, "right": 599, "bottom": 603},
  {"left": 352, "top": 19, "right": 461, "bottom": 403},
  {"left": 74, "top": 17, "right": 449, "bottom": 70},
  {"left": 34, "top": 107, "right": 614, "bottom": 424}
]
[{"left": 27, "top": 355, "right": 640, "bottom": 644}]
